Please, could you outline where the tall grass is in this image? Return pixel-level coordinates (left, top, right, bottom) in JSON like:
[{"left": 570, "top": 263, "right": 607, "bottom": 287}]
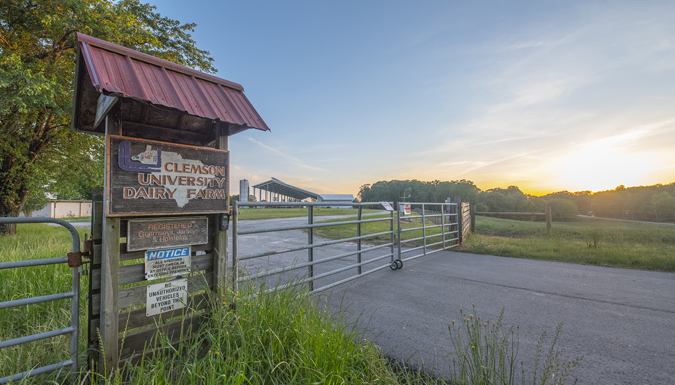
[
  {"left": 460, "top": 216, "right": 675, "bottom": 271},
  {"left": 105, "top": 283, "right": 436, "bottom": 385},
  {"left": 448, "top": 306, "right": 582, "bottom": 385}
]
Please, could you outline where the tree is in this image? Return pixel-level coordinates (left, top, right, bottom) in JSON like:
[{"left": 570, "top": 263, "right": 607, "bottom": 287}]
[{"left": 0, "top": 0, "right": 215, "bottom": 234}]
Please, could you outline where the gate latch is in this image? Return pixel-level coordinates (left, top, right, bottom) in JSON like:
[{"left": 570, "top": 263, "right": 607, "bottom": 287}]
[{"left": 68, "top": 251, "right": 84, "bottom": 268}]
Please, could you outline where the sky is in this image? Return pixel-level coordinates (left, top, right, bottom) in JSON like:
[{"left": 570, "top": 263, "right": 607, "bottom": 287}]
[{"left": 150, "top": 0, "right": 675, "bottom": 197}]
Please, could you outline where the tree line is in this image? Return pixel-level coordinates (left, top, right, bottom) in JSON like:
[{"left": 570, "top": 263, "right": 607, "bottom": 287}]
[{"left": 358, "top": 180, "right": 675, "bottom": 222}]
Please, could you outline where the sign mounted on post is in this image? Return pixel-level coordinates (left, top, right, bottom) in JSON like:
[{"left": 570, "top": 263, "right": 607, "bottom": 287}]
[
  {"left": 146, "top": 279, "right": 188, "bottom": 317},
  {"left": 380, "top": 201, "right": 394, "bottom": 211},
  {"left": 145, "top": 246, "right": 191, "bottom": 280},
  {"left": 127, "top": 217, "right": 208, "bottom": 252},
  {"left": 106, "top": 135, "right": 229, "bottom": 216}
]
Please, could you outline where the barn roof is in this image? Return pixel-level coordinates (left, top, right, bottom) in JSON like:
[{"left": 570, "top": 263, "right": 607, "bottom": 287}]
[
  {"left": 72, "top": 33, "right": 269, "bottom": 141},
  {"left": 253, "top": 178, "right": 321, "bottom": 201}
]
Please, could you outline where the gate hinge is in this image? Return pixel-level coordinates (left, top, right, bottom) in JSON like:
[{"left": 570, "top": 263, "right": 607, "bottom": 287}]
[
  {"left": 83, "top": 239, "right": 93, "bottom": 259},
  {"left": 68, "top": 252, "right": 84, "bottom": 268}
]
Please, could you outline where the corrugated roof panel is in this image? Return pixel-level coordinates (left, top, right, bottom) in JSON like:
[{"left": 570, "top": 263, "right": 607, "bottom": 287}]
[{"left": 76, "top": 33, "right": 269, "bottom": 132}]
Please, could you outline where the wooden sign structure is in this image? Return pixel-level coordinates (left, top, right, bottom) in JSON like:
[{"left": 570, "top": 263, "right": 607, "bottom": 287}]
[{"left": 73, "top": 33, "right": 269, "bottom": 375}]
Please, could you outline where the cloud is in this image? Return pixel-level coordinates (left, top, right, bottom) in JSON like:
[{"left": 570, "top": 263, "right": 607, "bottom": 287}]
[{"left": 247, "top": 138, "right": 326, "bottom": 172}]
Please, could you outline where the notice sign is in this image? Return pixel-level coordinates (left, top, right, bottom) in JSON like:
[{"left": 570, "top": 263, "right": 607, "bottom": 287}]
[
  {"left": 403, "top": 204, "right": 411, "bottom": 215},
  {"left": 127, "top": 217, "right": 208, "bottom": 252},
  {"left": 145, "top": 246, "right": 191, "bottom": 280},
  {"left": 106, "top": 135, "right": 229, "bottom": 216},
  {"left": 380, "top": 201, "right": 394, "bottom": 211},
  {"left": 146, "top": 279, "right": 188, "bottom": 317}
]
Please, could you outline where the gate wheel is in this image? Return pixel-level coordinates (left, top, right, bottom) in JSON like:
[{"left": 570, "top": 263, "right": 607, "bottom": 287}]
[
  {"left": 390, "top": 261, "right": 398, "bottom": 270},
  {"left": 396, "top": 260, "right": 403, "bottom": 269}
]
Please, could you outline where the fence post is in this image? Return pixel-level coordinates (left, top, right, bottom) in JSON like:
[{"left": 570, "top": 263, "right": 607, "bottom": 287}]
[
  {"left": 422, "top": 204, "right": 427, "bottom": 256},
  {"left": 441, "top": 203, "right": 446, "bottom": 249},
  {"left": 471, "top": 205, "right": 476, "bottom": 233},
  {"left": 453, "top": 197, "right": 462, "bottom": 245},
  {"left": 546, "top": 206, "right": 552, "bottom": 235},
  {"left": 308, "top": 206, "right": 314, "bottom": 291},
  {"left": 232, "top": 201, "right": 239, "bottom": 294},
  {"left": 357, "top": 206, "right": 362, "bottom": 274},
  {"left": 396, "top": 202, "right": 402, "bottom": 261}
]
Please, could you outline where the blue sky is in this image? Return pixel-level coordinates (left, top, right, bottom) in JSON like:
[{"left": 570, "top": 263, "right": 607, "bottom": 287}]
[{"left": 151, "top": 0, "right": 675, "bottom": 196}]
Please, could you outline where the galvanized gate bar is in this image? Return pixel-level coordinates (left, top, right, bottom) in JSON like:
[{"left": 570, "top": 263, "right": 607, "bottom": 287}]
[
  {"left": 0, "top": 257, "right": 69, "bottom": 269},
  {"left": 0, "top": 291, "right": 75, "bottom": 309},
  {"left": 397, "top": 202, "right": 459, "bottom": 264},
  {"left": 0, "top": 217, "right": 80, "bottom": 384},
  {"left": 233, "top": 201, "right": 396, "bottom": 294},
  {"left": 237, "top": 216, "right": 391, "bottom": 235}
]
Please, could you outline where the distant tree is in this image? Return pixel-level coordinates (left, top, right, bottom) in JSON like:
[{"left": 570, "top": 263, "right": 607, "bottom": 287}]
[
  {"left": 548, "top": 199, "right": 579, "bottom": 220},
  {"left": 0, "top": 0, "right": 215, "bottom": 235},
  {"left": 650, "top": 192, "right": 675, "bottom": 213}
]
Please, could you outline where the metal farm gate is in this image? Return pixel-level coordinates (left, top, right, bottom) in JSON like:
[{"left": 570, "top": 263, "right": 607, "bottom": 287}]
[
  {"left": 231, "top": 201, "right": 462, "bottom": 294},
  {"left": 0, "top": 218, "right": 84, "bottom": 384}
]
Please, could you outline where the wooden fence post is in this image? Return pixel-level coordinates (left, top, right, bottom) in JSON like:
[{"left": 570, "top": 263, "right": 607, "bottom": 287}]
[
  {"left": 546, "top": 206, "right": 552, "bottom": 235},
  {"left": 470, "top": 205, "right": 476, "bottom": 233}
]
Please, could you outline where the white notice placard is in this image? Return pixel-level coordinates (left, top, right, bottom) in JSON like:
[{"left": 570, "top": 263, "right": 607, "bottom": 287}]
[
  {"left": 145, "top": 246, "right": 191, "bottom": 280},
  {"left": 380, "top": 201, "right": 394, "bottom": 211},
  {"left": 146, "top": 279, "right": 188, "bottom": 317}
]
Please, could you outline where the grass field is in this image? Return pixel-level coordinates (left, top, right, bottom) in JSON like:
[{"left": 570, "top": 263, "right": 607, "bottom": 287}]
[
  {"left": 458, "top": 216, "right": 675, "bottom": 272},
  {"left": 236, "top": 208, "right": 380, "bottom": 220}
]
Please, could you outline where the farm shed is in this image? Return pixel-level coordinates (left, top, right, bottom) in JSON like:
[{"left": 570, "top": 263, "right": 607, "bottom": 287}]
[{"left": 318, "top": 194, "right": 355, "bottom": 208}]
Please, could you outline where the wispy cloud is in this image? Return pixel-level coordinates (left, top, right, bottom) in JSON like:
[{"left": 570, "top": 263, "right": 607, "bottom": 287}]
[{"left": 247, "top": 138, "right": 326, "bottom": 172}]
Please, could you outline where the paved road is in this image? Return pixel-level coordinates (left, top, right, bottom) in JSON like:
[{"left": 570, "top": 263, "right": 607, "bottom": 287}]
[{"left": 321, "top": 251, "right": 675, "bottom": 385}]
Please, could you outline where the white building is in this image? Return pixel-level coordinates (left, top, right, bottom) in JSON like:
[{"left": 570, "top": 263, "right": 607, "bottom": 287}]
[
  {"left": 318, "top": 194, "right": 355, "bottom": 208},
  {"left": 21, "top": 200, "right": 92, "bottom": 218}
]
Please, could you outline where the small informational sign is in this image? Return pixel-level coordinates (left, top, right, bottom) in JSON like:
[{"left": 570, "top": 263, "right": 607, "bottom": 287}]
[
  {"left": 106, "top": 135, "right": 229, "bottom": 216},
  {"left": 146, "top": 278, "right": 188, "bottom": 317},
  {"left": 127, "top": 216, "right": 208, "bottom": 252},
  {"left": 380, "top": 201, "right": 394, "bottom": 211},
  {"left": 404, "top": 204, "right": 411, "bottom": 215},
  {"left": 145, "top": 246, "right": 191, "bottom": 280}
]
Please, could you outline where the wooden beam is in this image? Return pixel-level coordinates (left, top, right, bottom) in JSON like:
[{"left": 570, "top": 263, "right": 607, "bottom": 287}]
[
  {"left": 122, "top": 121, "right": 212, "bottom": 146},
  {"left": 94, "top": 95, "right": 118, "bottom": 129},
  {"left": 214, "top": 125, "right": 229, "bottom": 304}
]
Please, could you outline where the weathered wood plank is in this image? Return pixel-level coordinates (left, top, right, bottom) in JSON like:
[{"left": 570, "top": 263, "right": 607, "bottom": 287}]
[
  {"left": 118, "top": 315, "right": 205, "bottom": 358},
  {"left": 119, "top": 242, "right": 213, "bottom": 261},
  {"left": 99, "top": 215, "right": 121, "bottom": 375},
  {"left": 118, "top": 273, "right": 213, "bottom": 310},
  {"left": 118, "top": 292, "right": 209, "bottom": 331},
  {"left": 89, "top": 292, "right": 209, "bottom": 339},
  {"left": 91, "top": 253, "right": 213, "bottom": 290}
]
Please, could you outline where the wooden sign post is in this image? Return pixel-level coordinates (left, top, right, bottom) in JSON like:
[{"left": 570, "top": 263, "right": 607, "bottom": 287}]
[{"left": 73, "top": 33, "right": 269, "bottom": 375}]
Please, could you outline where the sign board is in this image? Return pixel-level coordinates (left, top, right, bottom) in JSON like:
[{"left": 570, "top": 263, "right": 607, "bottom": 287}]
[
  {"left": 145, "top": 246, "right": 191, "bottom": 280},
  {"left": 380, "top": 201, "right": 394, "bottom": 211},
  {"left": 146, "top": 279, "right": 188, "bottom": 317},
  {"left": 127, "top": 217, "right": 208, "bottom": 252},
  {"left": 106, "top": 135, "right": 229, "bottom": 216},
  {"left": 403, "top": 204, "right": 411, "bottom": 215}
]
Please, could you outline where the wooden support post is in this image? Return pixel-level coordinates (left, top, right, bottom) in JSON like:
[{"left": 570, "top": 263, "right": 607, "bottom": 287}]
[
  {"left": 99, "top": 113, "right": 121, "bottom": 375},
  {"left": 471, "top": 205, "right": 476, "bottom": 233},
  {"left": 546, "top": 206, "right": 552, "bottom": 235},
  {"left": 99, "top": 216, "right": 120, "bottom": 375},
  {"left": 214, "top": 125, "right": 229, "bottom": 304}
]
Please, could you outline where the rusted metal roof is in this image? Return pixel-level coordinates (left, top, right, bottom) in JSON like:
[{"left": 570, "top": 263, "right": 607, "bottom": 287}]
[{"left": 74, "top": 33, "right": 269, "bottom": 133}]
